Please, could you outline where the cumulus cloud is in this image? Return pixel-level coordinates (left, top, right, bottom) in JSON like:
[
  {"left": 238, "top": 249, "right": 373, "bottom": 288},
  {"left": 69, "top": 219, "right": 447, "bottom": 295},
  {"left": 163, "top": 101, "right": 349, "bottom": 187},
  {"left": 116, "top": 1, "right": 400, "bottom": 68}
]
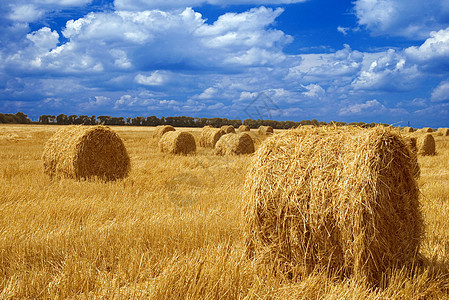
[
  {"left": 114, "top": 0, "right": 306, "bottom": 11},
  {"left": 354, "top": 0, "right": 449, "bottom": 38},
  {"left": 339, "top": 99, "right": 387, "bottom": 116},
  {"left": 405, "top": 27, "right": 449, "bottom": 72},
  {"left": 431, "top": 80, "right": 449, "bottom": 102},
  {"left": 351, "top": 49, "right": 419, "bottom": 92},
  {"left": 135, "top": 71, "right": 170, "bottom": 86}
]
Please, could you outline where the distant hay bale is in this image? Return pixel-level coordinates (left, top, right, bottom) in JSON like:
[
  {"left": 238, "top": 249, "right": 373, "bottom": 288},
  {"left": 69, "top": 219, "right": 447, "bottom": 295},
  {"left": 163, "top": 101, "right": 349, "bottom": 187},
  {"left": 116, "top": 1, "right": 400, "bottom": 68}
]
[
  {"left": 238, "top": 125, "right": 250, "bottom": 132},
  {"left": 437, "top": 128, "right": 449, "bottom": 136},
  {"left": 153, "top": 125, "right": 175, "bottom": 139},
  {"left": 417, "top": 133, "right": 436, "bottom": 155},
  {"left": 258, "top": 125, "right": 274, "bottom": 135},
  {"left": 159, "top": 131, "right": 196, "bottom": 155},
  {"left": 221, "top": 125, "right": 236, "bottom": 134},
  {"left": 215, "top": 133, "right": 255, "bottom": 155},
  {"left": 403, "top": 126, "right": 414, "bottom": 133},
  {"left": 421, "top": 127, "right": 433, "bottom": 133},
  {"left": 42, "top": 125, "right": 130, "bottom": 181},
  {"left": 199, "top": 128, "right": 226, "bottom": 148},
  {"left": 244, "top": 126, "right": 422, "bottom": 285}
]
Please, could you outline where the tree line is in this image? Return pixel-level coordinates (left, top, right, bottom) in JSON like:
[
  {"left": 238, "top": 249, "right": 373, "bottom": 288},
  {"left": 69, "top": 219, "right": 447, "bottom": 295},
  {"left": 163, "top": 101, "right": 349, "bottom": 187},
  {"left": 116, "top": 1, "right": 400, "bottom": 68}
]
[{"left": 1, "top": 112, "right": 388, "bottom": 129}]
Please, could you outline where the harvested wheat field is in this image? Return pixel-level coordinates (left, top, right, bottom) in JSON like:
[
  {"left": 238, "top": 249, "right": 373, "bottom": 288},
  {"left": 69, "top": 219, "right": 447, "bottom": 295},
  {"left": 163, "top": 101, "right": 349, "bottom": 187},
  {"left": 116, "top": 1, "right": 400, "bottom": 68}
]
[{"left": 1, "top": 124, "right": 449, "bottom": 298}]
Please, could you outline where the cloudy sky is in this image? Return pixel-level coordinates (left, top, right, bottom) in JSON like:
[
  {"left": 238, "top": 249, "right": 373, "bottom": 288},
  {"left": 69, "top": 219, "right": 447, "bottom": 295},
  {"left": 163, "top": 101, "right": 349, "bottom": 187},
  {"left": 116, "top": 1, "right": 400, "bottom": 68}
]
[{"left": 1, "top": 0, "right": 449, "bottom": 126}]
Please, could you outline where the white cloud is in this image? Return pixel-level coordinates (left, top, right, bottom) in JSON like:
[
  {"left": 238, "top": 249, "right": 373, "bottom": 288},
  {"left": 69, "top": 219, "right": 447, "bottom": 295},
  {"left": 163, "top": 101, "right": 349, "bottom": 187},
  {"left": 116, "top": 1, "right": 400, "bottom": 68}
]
[
  {"left": 351, "top": 49, "right": 419, "bottom": 92},
  {"left": 354, "top": 0, "right": 449, "bottom": 38},
  {"left": 431, "top": 80, "right": 449, "bottom": 102},
  {"left": 114, "top": 0, "right": 306, "bottom": 11},
  {"left": 135, "top": 71, "right": 169, "bottom": 86},
  {"left": 26, "top": 27, "right": 59, "bottom": 51},
  {"left": 339, "top": 99, "right": 387, "bottom": 116},
  {"left": 197, "top": 87, "right": 218, "bottom": 99},
  {"left": 405, "top": 27, "right": 449, "bottom": 72}
]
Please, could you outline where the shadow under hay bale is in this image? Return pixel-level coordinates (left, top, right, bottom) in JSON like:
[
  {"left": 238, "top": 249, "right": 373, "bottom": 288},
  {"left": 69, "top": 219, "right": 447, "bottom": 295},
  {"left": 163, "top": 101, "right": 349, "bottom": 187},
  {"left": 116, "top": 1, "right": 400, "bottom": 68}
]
[
  {"left": 153, "top": 125, "right": 175, "bottom": 140},
  {"left": 215, "top": 132, "right": 255, "bottom": 155},
  {"left": 418, "top": 133, "right": 436, "bottom": 155},
  {"left": 238, "top": 125, "right": 250, "bottom": 132},
  {"left": 221, "top": 125, "right": 236, "bottom": 134},
  {"left": 403, "top": 126, "right": 414, "bottom": 133},
  {"left": 258, "top": 125, "right": 273, "bottom": 135},
  {"left": 42, "top": 125, "right": 131, "bottom": 181},
  {"left": 159, "top": 131, "right": 196, "bottom": 155},
  {"left": 244, "top": 126, "right": 423, "bottom": 285},
  {"left": 199, "top": 128, "right": 226, "bottom": 148}
]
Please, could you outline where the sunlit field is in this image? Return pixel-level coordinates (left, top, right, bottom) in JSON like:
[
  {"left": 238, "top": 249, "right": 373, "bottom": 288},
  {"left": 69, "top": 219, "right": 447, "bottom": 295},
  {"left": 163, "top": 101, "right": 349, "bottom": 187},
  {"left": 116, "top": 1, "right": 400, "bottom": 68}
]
[{"left": 1, "top": 124, "right": 449, "bottom": 299}]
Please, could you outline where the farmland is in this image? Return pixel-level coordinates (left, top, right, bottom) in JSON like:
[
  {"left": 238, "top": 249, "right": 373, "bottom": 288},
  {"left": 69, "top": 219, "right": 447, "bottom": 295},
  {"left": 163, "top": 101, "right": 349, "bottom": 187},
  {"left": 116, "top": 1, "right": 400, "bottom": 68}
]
[{"left": 1, "top": 124, "right": 449, "bottom": 298}]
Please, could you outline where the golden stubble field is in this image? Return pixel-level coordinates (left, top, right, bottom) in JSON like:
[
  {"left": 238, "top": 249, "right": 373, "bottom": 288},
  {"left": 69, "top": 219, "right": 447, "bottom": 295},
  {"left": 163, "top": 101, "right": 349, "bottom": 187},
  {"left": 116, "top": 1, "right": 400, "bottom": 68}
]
[{"left": 1, "top": 124, "right": 449, "bottom": 299}]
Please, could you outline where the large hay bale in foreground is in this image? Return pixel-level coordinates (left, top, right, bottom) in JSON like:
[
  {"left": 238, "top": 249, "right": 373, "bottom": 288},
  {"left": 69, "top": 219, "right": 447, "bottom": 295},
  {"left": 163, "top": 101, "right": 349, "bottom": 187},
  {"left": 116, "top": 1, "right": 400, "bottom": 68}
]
[
  {"left": 437, "top": 128, "right": 449, "bottom": 136},
  {"left": 417, "top": 133, "right": 436, "bottom": 155},
  {"left": 42, "top": 125, "right": 130, "bottom": 180},
  {"left": 238, "top": 125, "right": 250, "bottom": 132},
  {"left": 199, "top": 128, "right": 226, "bottom": 148},
  {"left": 153, "top": 125, "right": 175, "bottom": 139},
  {"left": 215, "top": 133, "right": 255, "bottom": 155},
  {"left": 258, "top": 125, "right": 273, "bottom": 135},
  {"left": 221, "top": 125, "right": 236, "bottom": 134},
  {"left": 403, "top": 126, "right": 414, "bottom": 133},
  {"left": 159, "top": 131, "right": 196, "bottom": 155},
  {"left": 244, "top": 126, "right": 422, "bottom": 285}
]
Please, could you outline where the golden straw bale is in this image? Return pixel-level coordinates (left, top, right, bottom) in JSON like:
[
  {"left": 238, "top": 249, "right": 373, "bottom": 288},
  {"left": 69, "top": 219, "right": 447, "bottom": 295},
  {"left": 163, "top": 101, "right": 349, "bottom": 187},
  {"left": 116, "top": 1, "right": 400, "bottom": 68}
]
[
  {"left": 437, "top": 128, "right": 449, "bottom": 136},
  {"left": 420, "top": 127, "right": 433, "bottom": 133},
  {"left": 417, "top": 133, "right": 436, "bottom": 155},
  {"left": 215, "top": 133, "right": 255, "bottom": 155},
  {"left": 158, "top": 131, "right": 196, "bottom": 155},
  {"left": 404, "top": 137, "right": 420, "bottom": 178},
  {"left": 153, "top": 125, "right": 175, "bottom": 139},
  {"left": 42, "top": 125, "right": 130, "bottom": 181},
  {"left": 238, "top": 125, "right": 251, "bottom": 132},
  {"left": 199, "top": 128, "right": 226, "bottom": 148},
  {"left": 403, "top": 126, "right": 414, "bottom": 133},
  {"left": 221, "top": 125, "right": 236, "bottom": 134},
  {"left": 244, "top": 126, "right": 422, "bottom": 285},
  {"left": 258, "top": 125, "right": 274, "bottom": 135}
]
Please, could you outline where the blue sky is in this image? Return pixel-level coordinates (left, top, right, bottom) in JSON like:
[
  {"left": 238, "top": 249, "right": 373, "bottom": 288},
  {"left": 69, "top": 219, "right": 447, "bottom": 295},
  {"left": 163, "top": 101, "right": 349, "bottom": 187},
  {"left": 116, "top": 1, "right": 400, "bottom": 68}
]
[{"left": 1, "top": 0, "right": 449, "bottom": 127}]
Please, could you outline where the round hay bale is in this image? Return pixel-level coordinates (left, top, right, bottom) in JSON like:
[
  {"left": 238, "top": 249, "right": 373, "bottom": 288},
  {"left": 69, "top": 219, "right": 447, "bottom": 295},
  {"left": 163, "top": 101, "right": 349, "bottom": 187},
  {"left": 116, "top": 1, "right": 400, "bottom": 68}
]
[
  {"left": 244, "top": 126, "right": 422, "bottom": 284},
  {"left": 153, "top": 125, "right": 175, "bottom": 139},
  {"left": 199, "top": 128, "right": 226, "bottom": 148},
  {"left": 221, "top": 125, "right": 236, "bottom": 134},
  {"left": 437, "top": 128, "right": 449, "bottom": 136},
  {"left": 42, "top": 125, "right": 130, "bottom": 181},
  {"left": 417, "top": 133, "right": 436, "bottom": 155},
  {"left": 420, "top": 127, "right": 433, "bottom": 133},
  {"left": 403, "top": 126, "right": 414, "bottom": 133},
  {"left": 159, "top": 131, "right": 196, "bottom": 155},
  {"left": 238, "top": 125, "right": 250, "bottom": 132},
  {"left": 258, "top": 125, "right": 274, "bottom": 135},
  {"left": 215, "top": 132, "right": 255, "bottom": 155}
]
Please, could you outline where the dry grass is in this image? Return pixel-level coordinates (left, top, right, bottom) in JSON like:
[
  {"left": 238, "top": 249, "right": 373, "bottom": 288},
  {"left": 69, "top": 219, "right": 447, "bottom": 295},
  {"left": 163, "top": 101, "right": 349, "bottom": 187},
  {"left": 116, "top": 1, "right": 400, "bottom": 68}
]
[{"left": 1, "top": 124, "right": 449, "bottom": 298}]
